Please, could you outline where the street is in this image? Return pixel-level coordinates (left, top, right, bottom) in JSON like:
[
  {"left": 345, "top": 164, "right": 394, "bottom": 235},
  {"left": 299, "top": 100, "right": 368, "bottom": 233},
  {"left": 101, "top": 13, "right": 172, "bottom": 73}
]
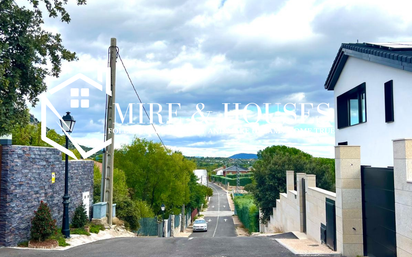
[
  {"left": 190, "top": 183, "right": 236, "bottom": 238},
  {"left": 0, "top": 183, "right": 296, "bottom": 257}
]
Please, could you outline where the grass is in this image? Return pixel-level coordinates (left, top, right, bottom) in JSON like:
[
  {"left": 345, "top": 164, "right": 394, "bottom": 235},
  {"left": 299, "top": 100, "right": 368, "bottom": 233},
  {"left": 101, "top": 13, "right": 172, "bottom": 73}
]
[
  {"left": 17, "top": 241, "right": 28, "bottom": 247},
  {"left": 90, "top": 224, "right": 105, "bottom": 234},
  {"left": 50, "top": 231, "right": 70, "bottom": 247},
  {"left": 70, "top": 227, "right": 90, "bottom": 236}
]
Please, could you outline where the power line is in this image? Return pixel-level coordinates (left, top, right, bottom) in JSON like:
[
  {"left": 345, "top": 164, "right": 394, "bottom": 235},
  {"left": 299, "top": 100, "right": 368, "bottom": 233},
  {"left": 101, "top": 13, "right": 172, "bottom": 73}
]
[{"left": 116, "top": 49, "right": 167, "bottom": 150}]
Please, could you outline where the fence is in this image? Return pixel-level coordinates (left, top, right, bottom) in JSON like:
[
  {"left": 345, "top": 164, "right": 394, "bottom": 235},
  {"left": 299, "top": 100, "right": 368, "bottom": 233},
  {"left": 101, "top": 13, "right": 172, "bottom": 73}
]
[
  {"left": 233, "top": 194, "right": 259, "bottom": 232},
  {"left": 211, "top": 175, "right": 253, "bottom": 186},
  {"left": 136, "top": 217, "right": 159, "bottom": 236}
]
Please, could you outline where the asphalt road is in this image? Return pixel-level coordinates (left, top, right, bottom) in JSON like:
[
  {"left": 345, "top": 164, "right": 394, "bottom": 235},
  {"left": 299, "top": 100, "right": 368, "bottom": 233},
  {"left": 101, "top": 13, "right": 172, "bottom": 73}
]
[
  {"left": 0, "top": 183, "right": 299, "bottom": 257},
  {"left": 0, "top": 237, "right": 296, "bottom": 257},
  {"left": 190, "top": 183, "right": 236, "bottom": 238}
]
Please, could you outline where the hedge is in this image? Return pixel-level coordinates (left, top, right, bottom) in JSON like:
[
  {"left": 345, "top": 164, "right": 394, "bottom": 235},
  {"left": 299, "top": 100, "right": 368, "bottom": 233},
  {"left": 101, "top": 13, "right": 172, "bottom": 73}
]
[
  {"left": 211, "top": 175, "right": 253, "bottom": 186},
  {"left": 233, "top": 194, "right": 259, "bottom": 233}
]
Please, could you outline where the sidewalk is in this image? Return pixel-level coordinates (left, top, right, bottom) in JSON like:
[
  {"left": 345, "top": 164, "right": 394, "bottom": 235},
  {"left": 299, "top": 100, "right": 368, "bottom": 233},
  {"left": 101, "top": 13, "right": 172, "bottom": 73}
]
[{"left": 255, "top": 231, "right": 341, "bottom": 256}]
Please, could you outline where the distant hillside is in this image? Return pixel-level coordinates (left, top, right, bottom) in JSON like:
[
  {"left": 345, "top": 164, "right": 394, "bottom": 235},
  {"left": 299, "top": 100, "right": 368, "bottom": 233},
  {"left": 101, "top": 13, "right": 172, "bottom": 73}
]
[{"left": 229, "top": 153, "right": 258, "bottom": 159}]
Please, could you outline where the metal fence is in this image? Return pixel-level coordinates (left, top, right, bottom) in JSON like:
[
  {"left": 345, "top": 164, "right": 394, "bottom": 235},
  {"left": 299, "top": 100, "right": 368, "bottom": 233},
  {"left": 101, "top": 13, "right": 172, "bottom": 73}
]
[
  {"left": 174, "top": 214, "right": 180, "bottom": 228},
  {"left": 136, "top": 217, "right": 159, "bottom": 236}
]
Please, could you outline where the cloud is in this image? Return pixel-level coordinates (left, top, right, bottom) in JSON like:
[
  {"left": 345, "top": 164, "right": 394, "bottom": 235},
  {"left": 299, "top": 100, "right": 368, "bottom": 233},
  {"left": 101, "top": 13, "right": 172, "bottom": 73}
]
[{"left": 28, "top": 0, "right": 412, "bottom": 158}]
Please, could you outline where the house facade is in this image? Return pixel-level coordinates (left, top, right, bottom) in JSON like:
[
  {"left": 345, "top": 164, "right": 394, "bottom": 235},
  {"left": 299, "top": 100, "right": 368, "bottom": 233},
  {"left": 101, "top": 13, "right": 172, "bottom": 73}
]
[
  {"left": 325, "top": 42, "right": 412, "bottom": 167},
  {"left": 325, "top": 42, "right": 412, "bottom": 257}
]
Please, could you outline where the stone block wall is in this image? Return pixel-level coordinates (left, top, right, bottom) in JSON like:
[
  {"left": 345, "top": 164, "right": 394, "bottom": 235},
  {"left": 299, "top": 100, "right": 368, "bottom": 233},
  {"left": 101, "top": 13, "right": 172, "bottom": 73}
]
[
  {"left": 0, "top": 145, "right": 94, "bottom": 247},
  {"left": 393, "top": 139, "right": 412, "bottom": 257},
  {"left": 261, "top": 170, "right": 336, "bottom": 246}
]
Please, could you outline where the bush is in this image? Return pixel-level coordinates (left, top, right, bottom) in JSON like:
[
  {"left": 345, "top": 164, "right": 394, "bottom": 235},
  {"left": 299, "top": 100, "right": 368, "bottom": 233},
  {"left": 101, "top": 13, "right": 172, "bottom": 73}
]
[
  {"left": 90, "top": 224, "right": 105, "bottom": 234},
  {"left": 30, "top": 201, "right": 57, "bottom": 241},
  {"left": 50, "top": 230, "right": 70, "bottom": 247},
  {"left": 233, "top": 195, "right": 259, "bottom": 233},
  {"left": 71, "top": 204, "right": 88, "bottom": 228},
  {"left": 70, "top": 227, "right": 90, "bottom": 236}
]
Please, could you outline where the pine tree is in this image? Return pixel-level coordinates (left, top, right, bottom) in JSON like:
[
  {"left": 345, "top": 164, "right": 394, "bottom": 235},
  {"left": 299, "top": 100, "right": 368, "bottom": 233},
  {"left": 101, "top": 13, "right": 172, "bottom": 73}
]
[
  {"left": 30, "top": 201, "right": 57, "bottom": 241},
  {"left": 71, "top": 204, "right": 88, "bottom": 228}
]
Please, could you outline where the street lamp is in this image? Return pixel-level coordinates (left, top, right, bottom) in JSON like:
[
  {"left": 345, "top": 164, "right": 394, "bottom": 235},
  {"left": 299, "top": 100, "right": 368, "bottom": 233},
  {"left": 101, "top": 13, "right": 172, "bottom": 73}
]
[
  {"left": 161, "top": 203, "right": 165, "bottom": 237},
  {"left": 60, "top": 112, "right": 75, "bottom": 238}
]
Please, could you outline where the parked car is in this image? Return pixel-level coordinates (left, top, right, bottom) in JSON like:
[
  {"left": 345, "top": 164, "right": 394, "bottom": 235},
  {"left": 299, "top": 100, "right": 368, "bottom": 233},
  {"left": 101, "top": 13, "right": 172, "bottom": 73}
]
[{"left": 193, "top": 219, "right": 208, "bottom": 232}]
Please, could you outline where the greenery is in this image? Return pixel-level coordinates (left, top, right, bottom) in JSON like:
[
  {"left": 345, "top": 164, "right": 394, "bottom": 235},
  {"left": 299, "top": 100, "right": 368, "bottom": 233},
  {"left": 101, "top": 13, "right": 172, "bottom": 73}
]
[
  {"left": 70, "top": 227, "right": 90, "bottom": 236},
  {"left": 71, "top": 204, "right": 88, "bottom": 228},
  {"left": 17, "top": 241, "right": 29, "bottom": 247},
  {"left": 93, "top": 164, "right": 102, "bottom": 203},
  {"left": 0, "top": 0, "right": 85, "bottom": 136},
  {"left": 114, "top": 138, "right": 208, "bottom": 216},
  {"left": 233, "top": 194, "right": 259, "bottom": 233},
  {"left": 250, "top": 145, "right": 335, "bottom": 223},
  {"left": 30, "top": 201, "right": 57, "bottom": 242},
  {"left": 89, "top": 224, "right": 105, "bottom": 234}
]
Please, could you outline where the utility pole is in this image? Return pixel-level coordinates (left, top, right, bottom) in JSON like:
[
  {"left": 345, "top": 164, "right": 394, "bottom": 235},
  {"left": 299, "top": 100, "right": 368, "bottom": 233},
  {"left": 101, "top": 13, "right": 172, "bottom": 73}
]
[{"left": 103, "top": 38, "right": 117, "bottom": 226}]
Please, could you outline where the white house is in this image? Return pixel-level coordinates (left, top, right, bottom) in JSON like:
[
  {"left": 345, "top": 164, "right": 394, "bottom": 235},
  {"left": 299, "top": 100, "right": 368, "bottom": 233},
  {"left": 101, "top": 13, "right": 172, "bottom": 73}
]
[
  {"left": 325, "top": 42, "right": 412, "bottom": 257},
  {"left": 193, "top": 169, "right": 208, "bottom": 186},
  {"left": 325, "top": 42, "right": 412, "bottom": 167}
]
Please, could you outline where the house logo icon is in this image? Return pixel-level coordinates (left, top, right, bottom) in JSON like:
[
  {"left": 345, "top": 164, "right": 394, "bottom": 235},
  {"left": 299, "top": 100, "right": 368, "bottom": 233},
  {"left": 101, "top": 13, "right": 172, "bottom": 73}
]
[{"left": 40, "top": 73, "right": 112, "bottom": 160}]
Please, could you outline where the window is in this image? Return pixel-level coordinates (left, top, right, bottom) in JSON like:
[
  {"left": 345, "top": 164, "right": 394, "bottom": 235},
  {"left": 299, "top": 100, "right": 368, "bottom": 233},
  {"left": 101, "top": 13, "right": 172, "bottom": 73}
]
[
  {"left": 337, "top": 83, "right": 367, "bottom": 129},
  {"left": 384, "top": 80, "right": 394, "bottom": 122}
]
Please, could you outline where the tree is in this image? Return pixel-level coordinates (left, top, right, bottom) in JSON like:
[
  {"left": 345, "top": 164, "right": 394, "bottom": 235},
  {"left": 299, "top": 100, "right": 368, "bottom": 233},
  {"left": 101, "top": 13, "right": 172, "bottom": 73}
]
[
  {"left": 30, "top": 201, "right": 57, "bottom": 241},
  {"left": 0, "top": 0, "right": 86, "bottom": 136},
  {"left": 252, "top": 145, "right": 335, "bottom": 223},
  {"left": 114, "top": 138, "right": 200, "bottom": 216}
]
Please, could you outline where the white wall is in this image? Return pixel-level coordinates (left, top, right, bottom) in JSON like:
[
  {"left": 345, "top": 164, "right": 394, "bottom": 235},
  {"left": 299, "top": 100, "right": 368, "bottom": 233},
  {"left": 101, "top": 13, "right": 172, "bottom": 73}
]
[{"left": 334, "top": 56, "right": 412, "bottom": 167}]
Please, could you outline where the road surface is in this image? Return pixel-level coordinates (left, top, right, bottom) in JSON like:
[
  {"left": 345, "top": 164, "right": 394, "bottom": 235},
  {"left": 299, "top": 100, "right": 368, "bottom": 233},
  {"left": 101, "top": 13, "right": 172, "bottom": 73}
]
[{"left": 190, "top": 182, "right": 236, "bottom": 238}]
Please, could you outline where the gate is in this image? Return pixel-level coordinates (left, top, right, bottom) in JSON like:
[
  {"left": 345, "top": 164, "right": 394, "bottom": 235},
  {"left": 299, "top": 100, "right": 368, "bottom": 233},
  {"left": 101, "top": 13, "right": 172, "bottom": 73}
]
[
  {"left": 325, "top": 198, "right": 336, "bottom": 251},
  {"left": 301, "top": 178, "right": 307, "bottom": 233},
  {"left": 361, "top": 166, "right": 396, "bottom": 257}
]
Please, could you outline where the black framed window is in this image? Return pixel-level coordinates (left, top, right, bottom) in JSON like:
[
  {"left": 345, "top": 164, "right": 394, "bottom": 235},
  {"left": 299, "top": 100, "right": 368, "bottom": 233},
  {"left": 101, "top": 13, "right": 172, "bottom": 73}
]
[
  {"left": 384, "top": 80, "right": 394, "bottom": 122},
  {"left": 337, "top": 83, "right": 367, "bottom": 129}
]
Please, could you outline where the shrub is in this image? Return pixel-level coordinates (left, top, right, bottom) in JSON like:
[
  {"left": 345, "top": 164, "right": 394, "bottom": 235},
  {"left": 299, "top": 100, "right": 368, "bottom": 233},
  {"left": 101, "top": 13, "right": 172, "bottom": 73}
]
[
  {"left": 71, "top": 204, "right": 88, "bottom": 228},
  {"left": 70, "top": 227, "right": 90, "bottom": 236},
  {"left": 50, "top": 230, "right": 70, "bottom": 247},
  {"left": 30, "top": 201, "right": 57, "bottom": 241},
  {"left": 90, "top": 224, "right": 105, "bottom": 234},
  {"left": 233, "top": 195, "right": 259, "bottom": 233}
]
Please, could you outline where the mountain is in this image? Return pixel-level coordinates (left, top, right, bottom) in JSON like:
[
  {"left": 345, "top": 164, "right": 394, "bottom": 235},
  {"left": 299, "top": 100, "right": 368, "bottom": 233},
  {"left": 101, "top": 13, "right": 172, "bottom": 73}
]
[{"left": 229, "top": 153, "right": 258, "bottom": 159}]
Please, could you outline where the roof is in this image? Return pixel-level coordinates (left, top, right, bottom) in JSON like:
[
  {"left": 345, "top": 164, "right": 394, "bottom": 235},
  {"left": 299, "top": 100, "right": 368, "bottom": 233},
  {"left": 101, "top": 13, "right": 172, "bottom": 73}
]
[
  {"left": 324, "top": 42, "right": 412, "bottom": 90},
  {"left": 223, "top": 165, "right": 248, "bottom": 172}
]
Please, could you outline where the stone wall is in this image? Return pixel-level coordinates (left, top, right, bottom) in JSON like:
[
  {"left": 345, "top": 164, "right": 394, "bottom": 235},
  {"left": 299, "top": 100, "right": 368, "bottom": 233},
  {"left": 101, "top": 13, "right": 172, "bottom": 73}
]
[
  {"left": 393, "top": 139, "right": 412, "bottom": 257},
  {"left": 261, "top": 170, "right": 336, "bottom": 246},
  {"left": 0, "top": 145, "right": 94, "bottom": 247}
]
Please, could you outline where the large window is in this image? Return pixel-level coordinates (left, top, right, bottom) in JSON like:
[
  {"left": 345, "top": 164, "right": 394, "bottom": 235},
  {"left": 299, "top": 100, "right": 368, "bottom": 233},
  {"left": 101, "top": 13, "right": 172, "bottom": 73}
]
[{"left": 337, "top": 83, "right": 367, "bottom": 129}]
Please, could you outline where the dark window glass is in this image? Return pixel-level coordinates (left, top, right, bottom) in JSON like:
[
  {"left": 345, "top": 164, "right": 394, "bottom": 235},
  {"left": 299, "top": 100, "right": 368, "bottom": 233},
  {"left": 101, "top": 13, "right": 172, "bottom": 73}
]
[
  {"left": 337, "top": 83, "right": 366, "bottom": 129},
  {"left": 384, "top": 80, "right": 394, "bottom": 122}
]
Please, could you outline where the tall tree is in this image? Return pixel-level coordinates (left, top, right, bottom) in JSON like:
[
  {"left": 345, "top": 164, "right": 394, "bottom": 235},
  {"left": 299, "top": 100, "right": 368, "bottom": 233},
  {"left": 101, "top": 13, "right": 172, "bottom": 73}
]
[
  {"left": 0, "top": 0, "right": 86, "bottom": 136},
  {"left": 252, "top": 145, "right": 335, "bottom": 223}
]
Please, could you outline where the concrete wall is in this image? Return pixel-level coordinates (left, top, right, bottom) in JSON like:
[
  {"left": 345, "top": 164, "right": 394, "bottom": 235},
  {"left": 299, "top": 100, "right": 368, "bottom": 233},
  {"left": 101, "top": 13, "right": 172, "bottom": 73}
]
[
  {"left": 306, "top": 187, "right": 336, "bottom": 242},
  {"left": 334, "top": 56, "right": 412, "bottom": 167},
  {"left": 0, "top": 145, "right": 94, "bottom": 246},
  {"left": 393, "top": 139, "right": 412, "bottom": 257},
  {"left": 261, "top": 170, "right": 336, "bottom": 246}
]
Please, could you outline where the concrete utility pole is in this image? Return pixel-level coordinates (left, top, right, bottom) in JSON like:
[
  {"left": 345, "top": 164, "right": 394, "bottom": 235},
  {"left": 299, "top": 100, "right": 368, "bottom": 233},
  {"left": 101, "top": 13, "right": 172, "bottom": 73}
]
[{"left": 104, "top": 38, "right": 117, "bottom": 226}]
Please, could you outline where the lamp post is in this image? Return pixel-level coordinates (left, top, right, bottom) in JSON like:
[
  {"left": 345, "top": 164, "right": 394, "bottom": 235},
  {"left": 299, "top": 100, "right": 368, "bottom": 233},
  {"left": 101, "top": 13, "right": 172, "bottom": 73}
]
[
  {"left": 60, "top": 112, "right": 76, "bottom": 238},
  {"left": 161, "top": 203, "right": 165, "bottom": 237}
]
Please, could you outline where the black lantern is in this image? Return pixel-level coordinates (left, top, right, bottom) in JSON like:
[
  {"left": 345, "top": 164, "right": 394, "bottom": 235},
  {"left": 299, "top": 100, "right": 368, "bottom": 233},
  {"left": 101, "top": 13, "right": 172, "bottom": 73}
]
[{"left": 60, "top": 112, "right": 76, "bottom": 133}]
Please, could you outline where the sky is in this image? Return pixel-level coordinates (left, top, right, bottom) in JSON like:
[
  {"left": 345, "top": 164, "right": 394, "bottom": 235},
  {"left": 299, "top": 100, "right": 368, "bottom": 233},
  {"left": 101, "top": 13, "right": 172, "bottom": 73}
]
[{"left": 27, "top": 0, "right": 412, "bottom": 158}]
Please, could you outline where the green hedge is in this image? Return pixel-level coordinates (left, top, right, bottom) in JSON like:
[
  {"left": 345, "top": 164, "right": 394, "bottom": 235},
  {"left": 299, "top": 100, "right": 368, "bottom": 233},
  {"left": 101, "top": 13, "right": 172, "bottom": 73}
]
[
  {"left": 211, "top": 175, "right": 253, "bottom": 186},
  {"left": 233, "top": 194, "right": 259, "bottom": 233}
]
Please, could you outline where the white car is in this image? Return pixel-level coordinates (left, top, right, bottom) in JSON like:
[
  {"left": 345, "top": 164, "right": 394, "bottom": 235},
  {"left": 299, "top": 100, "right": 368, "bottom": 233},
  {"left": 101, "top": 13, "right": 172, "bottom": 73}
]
[{"left": 193, "top": 219, "right": 208, "bottom": 232}]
